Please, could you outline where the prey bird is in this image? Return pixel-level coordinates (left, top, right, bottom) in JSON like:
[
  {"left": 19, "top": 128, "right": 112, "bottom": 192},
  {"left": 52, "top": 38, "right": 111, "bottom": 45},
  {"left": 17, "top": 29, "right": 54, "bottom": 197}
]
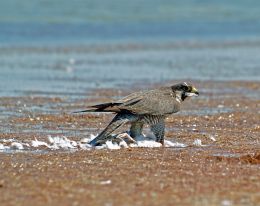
[{"left": 75, "top": 82, "right": 199, "bottom": 146}]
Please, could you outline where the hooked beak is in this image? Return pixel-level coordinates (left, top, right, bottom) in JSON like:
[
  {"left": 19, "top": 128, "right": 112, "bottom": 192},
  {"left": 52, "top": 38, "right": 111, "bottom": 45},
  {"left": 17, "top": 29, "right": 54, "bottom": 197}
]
[
  {"left": 186, "top": 86, "right": 199, "bottom": 97},
  {"left": 191, "top": 86, "right": 199, "bottom": 96}
]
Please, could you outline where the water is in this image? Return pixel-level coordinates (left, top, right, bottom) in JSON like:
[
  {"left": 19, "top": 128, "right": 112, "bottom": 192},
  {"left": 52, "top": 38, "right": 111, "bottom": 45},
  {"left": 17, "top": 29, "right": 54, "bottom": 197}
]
[{"left": 0, "top": 0, "right": 260, "bottom": 97}]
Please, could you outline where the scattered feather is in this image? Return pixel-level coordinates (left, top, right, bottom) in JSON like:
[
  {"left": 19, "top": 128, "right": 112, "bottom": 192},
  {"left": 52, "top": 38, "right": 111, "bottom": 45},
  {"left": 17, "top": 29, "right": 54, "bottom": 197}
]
[
  {"left": 193, "top": 139, "right": 205, "bottom": 146},
  {"left": 10, "top": 142, "right": 24, "bottom": 150},
  {"left": 0, "top": 132, "right": 201, "bottom": 153}
]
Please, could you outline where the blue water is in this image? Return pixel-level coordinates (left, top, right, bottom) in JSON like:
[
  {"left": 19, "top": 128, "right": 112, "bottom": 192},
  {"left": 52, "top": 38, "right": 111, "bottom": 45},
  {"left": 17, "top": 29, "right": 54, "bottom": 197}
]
[
  {"left": 0, "top": 0, "right": 260, "bottom": 97},
  {"left": 1, "top": 0, "right": 260, "bottom": 44}
]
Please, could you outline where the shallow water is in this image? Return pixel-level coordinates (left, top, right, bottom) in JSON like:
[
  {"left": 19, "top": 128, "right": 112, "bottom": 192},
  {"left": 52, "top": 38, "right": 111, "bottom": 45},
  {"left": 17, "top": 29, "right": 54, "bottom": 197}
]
[
  {"left": 0, "top": 1, "right": 260, "bottom": 97},
  {"left": 1, "top": 39, "right": 260, "bottom": 98}
]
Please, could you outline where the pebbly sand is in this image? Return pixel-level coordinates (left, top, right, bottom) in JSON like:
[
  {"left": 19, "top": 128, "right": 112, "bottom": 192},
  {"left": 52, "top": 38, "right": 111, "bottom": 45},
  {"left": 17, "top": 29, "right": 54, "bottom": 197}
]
[{"left": 0, "top": 80, "right": 259, "bottom": 206}]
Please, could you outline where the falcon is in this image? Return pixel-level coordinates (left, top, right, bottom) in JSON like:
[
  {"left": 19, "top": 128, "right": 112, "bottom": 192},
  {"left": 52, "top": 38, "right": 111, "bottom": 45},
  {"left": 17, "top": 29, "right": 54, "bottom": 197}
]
[{"left": 75, "top": 82, "right": 199, "bottom": 146}]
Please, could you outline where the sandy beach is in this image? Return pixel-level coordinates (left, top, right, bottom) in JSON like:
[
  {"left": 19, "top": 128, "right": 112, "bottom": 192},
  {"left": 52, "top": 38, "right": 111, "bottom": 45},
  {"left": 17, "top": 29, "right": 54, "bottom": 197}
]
[{"left": 0, "top": 80, "right": 259, "bottom": 206}]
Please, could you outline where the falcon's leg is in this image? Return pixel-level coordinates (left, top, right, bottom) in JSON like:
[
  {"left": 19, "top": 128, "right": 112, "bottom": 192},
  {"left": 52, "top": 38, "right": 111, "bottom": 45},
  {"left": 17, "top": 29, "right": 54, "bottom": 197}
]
[
  {"left": 89, "top": 113, "right": 136, "bottom": 146},
  {"left": 150, "top": 120, "right": 165, "bottom": 145},
  {"left": 130, "top": 121, "right": 144, "bottom": 139}
]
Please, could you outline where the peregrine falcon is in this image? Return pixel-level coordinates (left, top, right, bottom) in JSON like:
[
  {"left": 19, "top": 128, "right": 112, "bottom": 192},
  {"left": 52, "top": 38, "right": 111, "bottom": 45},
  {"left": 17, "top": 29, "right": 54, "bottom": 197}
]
[{"left": 75, "top": 82, "right": 199, "bottom": 146}]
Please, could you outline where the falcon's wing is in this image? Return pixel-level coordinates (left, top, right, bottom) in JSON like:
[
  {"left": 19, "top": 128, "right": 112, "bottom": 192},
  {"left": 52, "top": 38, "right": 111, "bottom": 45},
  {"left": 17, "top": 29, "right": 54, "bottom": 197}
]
[
  {"left": 75, "top": 88, "right": 180, "bottom": 115},
  {"left": 118, "top": 88, "right": 180, "bottom": 115}
]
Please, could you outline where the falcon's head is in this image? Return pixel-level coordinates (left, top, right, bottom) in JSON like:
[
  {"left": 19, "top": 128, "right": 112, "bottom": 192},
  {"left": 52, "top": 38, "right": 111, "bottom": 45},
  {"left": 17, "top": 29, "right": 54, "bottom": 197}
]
[{"left": 172, "top": 82, "right": 199, "bottom": 101}]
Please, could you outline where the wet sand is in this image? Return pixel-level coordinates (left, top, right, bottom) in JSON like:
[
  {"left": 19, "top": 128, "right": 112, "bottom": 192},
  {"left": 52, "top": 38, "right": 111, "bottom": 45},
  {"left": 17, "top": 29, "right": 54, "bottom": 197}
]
[{"left": 0, "top": 80, "right": 259, "bottom": 206}]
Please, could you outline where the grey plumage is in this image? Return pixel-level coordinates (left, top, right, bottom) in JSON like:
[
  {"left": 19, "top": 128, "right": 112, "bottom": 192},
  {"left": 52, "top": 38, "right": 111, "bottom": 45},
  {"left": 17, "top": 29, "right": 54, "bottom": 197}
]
[{"left": 75, "top": 82, "right": 199, "bottom": 146}]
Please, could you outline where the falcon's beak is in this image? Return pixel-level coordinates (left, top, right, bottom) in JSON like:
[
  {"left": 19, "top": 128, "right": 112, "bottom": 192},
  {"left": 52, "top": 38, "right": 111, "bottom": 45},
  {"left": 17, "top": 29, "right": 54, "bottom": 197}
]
[
  {"left": 191, "top": 86, "right": 199, "bottom": 96},
  {"left": 186, "top": 86, "right": 199, "bottom": 97}
]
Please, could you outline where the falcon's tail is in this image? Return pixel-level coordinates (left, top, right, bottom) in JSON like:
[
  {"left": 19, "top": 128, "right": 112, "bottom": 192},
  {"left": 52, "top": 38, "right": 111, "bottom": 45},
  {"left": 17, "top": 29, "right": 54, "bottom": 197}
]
[{"left": 73, "top": 102, "right": 122, "bottom": 113}]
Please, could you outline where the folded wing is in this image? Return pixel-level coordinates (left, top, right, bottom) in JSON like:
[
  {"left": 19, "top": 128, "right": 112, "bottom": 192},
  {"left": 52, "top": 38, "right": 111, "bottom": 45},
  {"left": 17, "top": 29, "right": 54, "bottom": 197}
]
[
  {"left": 75, "top": 87, "right": 180, "bottom": 115},
  {"left": 118, "top": 88, "right": 180, "bottom": 115}
]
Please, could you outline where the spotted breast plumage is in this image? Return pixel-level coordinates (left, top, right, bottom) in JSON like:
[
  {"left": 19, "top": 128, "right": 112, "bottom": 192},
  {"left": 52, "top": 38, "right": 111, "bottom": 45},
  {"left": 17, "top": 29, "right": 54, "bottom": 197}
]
[{"left": 75, "top": 82, "right": 199, "bottom": 146}]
